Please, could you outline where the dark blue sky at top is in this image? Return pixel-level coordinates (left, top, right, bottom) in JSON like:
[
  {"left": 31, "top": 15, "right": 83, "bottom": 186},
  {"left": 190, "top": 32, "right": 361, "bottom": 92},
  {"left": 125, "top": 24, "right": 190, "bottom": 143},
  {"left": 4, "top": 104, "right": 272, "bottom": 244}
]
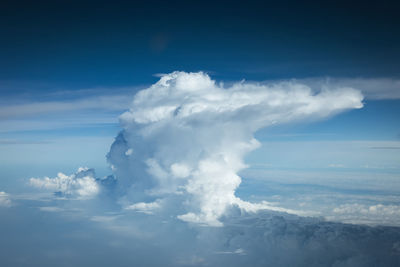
[{"left": 1, "top": 0, "right": 400, "bottom": 92}]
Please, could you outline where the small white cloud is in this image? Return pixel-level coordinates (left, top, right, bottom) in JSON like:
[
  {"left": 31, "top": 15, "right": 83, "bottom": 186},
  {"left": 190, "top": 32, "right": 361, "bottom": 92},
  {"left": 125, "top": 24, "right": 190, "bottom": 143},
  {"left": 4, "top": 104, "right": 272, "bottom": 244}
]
[
  {"left": 125, "top": 200, "right": 162, "bottom": 214},
  {"left": 170, "top": 163, "right": 191, "bottom": 178},
  {"left": 329, "top": 203, "right": 400, "bottom": 226},
  {"left": 328, "top": 163, "right": 345, "bottom": 168},
  {"left": 215, "top": 248, "right": 246, "bottom": 255},
  {"left": 39, "top": 206, "right": 64, "bottom": 212},
  {"left": 30, "top": 167, "right": 100, "bottom": 199},
  {"left": 0, "top": 191, "right": 11, "bottom": 207},
  {"left": 125, "top": 148, "right": 133, "bottom": 156}
]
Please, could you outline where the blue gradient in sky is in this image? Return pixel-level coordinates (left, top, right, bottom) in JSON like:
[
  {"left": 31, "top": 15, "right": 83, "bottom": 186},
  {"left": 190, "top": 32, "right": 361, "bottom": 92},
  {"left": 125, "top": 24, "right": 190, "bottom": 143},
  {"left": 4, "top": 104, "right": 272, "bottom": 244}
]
[
  {"left": 1, "top": 1, "right": 400, "bottom": 88},
  {"left": 1, "top": 1, "right": 400, "bottom": 266}
]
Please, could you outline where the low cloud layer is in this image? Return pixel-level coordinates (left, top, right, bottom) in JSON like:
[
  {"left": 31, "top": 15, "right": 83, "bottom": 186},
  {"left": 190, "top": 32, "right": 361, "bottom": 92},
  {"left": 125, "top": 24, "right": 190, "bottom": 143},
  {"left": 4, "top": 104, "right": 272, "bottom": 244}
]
[
  {"left": 2, "top": 203, "right": 400, "bottom": 267},
  {"left": 328, "top": 203, "right": 400, "bottom": 226},
  {"left": 199, "top": 210, "right": 400, "bottom": 267}
]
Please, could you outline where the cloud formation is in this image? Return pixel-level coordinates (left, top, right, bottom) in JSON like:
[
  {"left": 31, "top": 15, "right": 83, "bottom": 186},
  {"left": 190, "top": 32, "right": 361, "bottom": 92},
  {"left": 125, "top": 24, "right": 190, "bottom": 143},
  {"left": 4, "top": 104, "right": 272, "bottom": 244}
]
[
  {"left": 0, "top": 191, "right": 11, "bottom": 207},
  {"left": 108, "top": 71, "right": 363, "bottom": 225},
  {"left": 299, "top": 77, "right": 400, "bottom": 100},
  {"left": 329, "top": 203, "right": 400, "bottom": 226},
  {"left": 30, "top": 167, "right": 100, "bottom": 199},
  {"left": 0, "top": 93, "right": 132, "bottom": 120}
]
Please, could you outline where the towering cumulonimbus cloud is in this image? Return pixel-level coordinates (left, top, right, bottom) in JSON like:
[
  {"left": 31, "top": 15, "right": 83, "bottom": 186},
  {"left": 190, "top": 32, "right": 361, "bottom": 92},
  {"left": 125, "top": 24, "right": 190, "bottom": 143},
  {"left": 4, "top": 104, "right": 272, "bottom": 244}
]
[{"left": 107, "top": 71, "right": 364, "bottom": 226}]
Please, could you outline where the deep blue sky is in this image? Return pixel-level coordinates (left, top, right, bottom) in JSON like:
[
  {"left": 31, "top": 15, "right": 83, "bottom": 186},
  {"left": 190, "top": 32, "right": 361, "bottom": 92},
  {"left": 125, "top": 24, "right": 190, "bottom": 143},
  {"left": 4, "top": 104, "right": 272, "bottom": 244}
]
[{"left": 1, "top": 0, "right": 400, "bottom": 92}]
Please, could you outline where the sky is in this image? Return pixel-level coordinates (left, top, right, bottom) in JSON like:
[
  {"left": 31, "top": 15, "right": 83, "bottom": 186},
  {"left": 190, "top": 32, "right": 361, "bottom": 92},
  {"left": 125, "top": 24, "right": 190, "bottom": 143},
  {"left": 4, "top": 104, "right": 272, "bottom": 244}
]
[{"left": 1, "top": 1, "right": 400, "bottom": 266}]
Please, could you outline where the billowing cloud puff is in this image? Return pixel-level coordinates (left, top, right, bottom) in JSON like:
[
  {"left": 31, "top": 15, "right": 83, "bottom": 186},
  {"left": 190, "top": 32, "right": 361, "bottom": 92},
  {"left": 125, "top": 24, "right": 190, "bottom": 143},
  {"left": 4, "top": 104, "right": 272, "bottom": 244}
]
[
  {"left": 30, "top": 167, "right": 100, "bottom": 199},
  {"left": 0, "top": 191, "right": 11, "bottom": 207},
  {"left": 108, "top": 71, "right": 364, "bottom": 226}
]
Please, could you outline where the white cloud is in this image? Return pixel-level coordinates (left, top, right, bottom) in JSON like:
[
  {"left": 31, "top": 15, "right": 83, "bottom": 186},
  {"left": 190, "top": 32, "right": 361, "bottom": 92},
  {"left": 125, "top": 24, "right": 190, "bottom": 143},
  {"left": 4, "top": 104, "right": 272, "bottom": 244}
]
[
  {"left": 125, "top": 148, "right": 133, "bottom": 156},
  {"left": 0, "top": 191, "right": 11, "bottom": 207},
  {"left": 108, "top": 71, "right": 364, "bottom": 226},
  {"left": 328, "top": 163, "right": 345, "bottom": 168},
  {"left": 170, "top": 163, "right": 191, "bottom": 178},
  {"left": 125, "top": 200, "right": 162, "bottom": 214},
  {"left": 298, "top": 77, "right": 400, "bottom": 99},
  {"left": 215, "top": 248, "right": 246, "bottom": 255},
  {"left": 90, "top": 215, "right": 119, "bottom": 223},
  {"left": 30, "top": 167, "right": 100, "bottom": 199},
  {"left": 329, "top": 203, "right": 400, "bottom": 226},
  {"left": 0, "top": 94, "right": 132, "bottom": 120}
]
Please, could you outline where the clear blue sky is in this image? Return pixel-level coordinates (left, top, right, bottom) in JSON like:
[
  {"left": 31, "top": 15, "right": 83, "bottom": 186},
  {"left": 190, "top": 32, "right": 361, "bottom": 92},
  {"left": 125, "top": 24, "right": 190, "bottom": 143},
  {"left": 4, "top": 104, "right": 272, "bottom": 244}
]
[{"left": 1, "top": 0, "right": 400, "bottom": 86}]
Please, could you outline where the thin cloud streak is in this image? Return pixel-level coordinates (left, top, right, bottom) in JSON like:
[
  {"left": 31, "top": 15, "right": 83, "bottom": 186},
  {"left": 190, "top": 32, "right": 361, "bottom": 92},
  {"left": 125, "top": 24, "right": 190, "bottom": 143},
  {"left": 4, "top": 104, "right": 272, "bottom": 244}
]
[
  {"left": 0, "top": 94, "right": 131, "bottom": 120},
  {"left": 297, "top": 77, "right": 400, "bottom": 100}
]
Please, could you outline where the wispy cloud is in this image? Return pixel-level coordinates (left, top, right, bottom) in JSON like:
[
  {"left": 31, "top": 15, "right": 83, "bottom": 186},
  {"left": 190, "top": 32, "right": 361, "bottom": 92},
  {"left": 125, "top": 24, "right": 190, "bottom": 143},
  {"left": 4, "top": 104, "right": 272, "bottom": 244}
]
[
  {"left": 0, "top": 191, "right": 12, "bottom": 207},
  {"left": 0, "top": 87, "right": 137, "bottom": 133},
  {"left": 297, "top": 77, "right": 400, "bottom": 100},
  {"left": 371, "top": 146, "right": 400, "bottom": 150},
  {"left": 0, "top": 138, "right": 50, "bottom": 145},
  {"left": 329, "top": 203, "right": 400, "bottom": 226},
  {"left": 0, "top": 94, "right": 131, "bottom": 120}
]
